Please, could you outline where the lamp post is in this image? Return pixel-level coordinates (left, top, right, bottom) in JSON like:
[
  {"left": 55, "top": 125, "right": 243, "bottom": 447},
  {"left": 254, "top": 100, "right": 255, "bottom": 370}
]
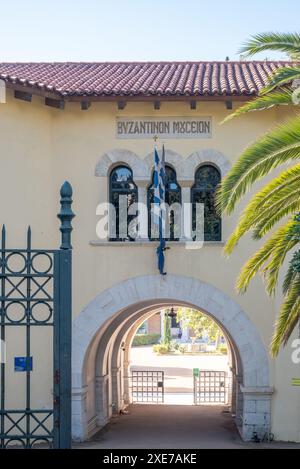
[{"left": 167, "top": 307, "right": 177, "bottom": 319}]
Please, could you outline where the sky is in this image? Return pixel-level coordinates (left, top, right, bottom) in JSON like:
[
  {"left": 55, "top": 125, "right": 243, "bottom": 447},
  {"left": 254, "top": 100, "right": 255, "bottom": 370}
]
[{"left": 0, "top": 0, "right": 299, "bottom": 62}]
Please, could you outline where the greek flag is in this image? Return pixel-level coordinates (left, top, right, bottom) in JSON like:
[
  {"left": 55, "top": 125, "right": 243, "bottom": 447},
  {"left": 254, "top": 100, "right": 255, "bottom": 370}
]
[{"left": 153, "top": 145, "right": 167, "bottom": 275}]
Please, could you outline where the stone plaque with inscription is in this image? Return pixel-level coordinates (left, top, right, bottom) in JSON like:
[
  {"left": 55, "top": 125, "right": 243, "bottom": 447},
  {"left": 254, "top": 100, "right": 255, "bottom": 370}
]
[{"left": 116, "top": 117, "right": 212, "bottom": 139}]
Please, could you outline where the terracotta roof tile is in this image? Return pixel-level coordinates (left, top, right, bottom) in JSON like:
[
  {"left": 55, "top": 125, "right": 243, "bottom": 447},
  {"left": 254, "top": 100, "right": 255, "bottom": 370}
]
[{"left": 0, "top": 61, "right": 293, "bottom": 98}]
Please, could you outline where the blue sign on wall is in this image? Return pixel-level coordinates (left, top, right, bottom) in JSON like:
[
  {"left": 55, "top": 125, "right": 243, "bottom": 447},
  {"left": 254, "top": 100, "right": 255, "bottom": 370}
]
[{"left": 14, "top": 356, "right": 33, "bottom": 372}]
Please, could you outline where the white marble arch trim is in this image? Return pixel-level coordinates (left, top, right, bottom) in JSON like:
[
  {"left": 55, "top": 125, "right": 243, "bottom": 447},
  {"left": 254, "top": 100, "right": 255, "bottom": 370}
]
[
  {"left": 180, "top": 149, "right": 231, "bottom": 179},
  {"left": 95, "top": 149, "right": 148, "bottom": 179},
  {"left": 95, "top": 148, "right": 231, "bottom": 182},
  {"left": 95, "top": 148, "right": 185, "bottom": 180}
]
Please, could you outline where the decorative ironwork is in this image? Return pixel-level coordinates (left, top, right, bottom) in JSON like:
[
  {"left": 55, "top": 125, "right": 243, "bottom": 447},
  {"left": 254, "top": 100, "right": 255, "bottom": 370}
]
[
  {"left": 131, "top": 371, "right": 164, "bottom": 403},
  {"left": 57, "top": 181, "right": 75, "bottom": 250},
  {"left": 0, "top": 182, "right": 74, "bottom": 449},
  {"left": 148, "top": 165, "right": 181, "bottom": 240},
  {"left": 191, "top": 165, "right": 221, "bottom": 241},
  {"left": 194, "top": 370, "right": 227, "bottom": 404},
  {"left": 109, "top": 166, "right": 138, "bottom": 241}
]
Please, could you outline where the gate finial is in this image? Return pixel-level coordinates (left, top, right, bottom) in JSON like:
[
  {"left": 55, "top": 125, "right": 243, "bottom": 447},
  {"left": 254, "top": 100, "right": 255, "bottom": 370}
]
[
  {"left": 58, "top": 181, "right": 75, "bottom": 250},
  {"left": 1, "top": 225, "right": 6, "bottom": 250}
]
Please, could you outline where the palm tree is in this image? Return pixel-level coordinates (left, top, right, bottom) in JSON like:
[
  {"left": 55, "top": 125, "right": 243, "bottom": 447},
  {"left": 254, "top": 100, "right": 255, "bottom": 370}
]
[{"left": 218, "top": 33, "right": 300, "bottom": 356}]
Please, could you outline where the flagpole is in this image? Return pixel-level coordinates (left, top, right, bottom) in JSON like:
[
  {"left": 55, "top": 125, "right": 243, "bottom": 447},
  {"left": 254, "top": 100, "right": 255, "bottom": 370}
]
[{"left": 153, "top": 137, "right": 168, "bottom": 275}]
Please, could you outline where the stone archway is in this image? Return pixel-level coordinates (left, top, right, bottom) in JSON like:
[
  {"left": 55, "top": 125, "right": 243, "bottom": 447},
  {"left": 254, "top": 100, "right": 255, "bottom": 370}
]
[{"left": 72, "top": 275, "right": 272, "bottom": 442}]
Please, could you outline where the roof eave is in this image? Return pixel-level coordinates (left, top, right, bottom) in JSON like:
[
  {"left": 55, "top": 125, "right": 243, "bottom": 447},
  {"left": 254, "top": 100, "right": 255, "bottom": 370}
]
[{"left": 5, "top": 82, "right": 256, "bottom": 103}]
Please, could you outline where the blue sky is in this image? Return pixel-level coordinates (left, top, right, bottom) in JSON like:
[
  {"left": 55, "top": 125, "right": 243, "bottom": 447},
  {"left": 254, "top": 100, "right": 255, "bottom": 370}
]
[{"left": 0, "top": 0, "right": 299, "bottom": 62}]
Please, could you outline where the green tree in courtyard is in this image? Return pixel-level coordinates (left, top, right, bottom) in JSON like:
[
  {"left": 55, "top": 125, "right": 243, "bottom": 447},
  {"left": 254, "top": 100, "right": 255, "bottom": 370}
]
[
  {"left": 163, "top": 312, "right": 171, "bottom": 346},
  {"left": 218, "top": 33, "right": 300, "bottom": 356},
  {"left": 176, "top": 308, "right": 222, "bottom": 344}
]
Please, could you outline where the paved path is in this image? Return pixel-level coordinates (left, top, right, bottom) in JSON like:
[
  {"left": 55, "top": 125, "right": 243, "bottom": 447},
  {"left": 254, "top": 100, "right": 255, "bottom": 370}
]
[{"left": 81, "top": 405, "right": 299, "bottom": 449}]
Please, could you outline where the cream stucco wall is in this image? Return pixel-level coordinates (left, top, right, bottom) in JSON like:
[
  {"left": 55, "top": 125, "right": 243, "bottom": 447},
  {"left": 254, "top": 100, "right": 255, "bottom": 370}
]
[{"left": 0, "top": 89, "right": 299, "bottom": 442}]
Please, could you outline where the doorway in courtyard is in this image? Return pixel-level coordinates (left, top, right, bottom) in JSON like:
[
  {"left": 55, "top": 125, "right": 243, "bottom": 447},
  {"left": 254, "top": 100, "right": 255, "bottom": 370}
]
[{"left": 129, "top": 308, "right": 231, "bottom": 407}]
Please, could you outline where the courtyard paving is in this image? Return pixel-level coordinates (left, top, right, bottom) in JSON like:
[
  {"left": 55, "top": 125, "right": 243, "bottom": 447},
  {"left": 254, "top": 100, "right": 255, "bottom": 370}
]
[
  {"left": 130, "top": 345, "right": 229, "bottom": 400},
  {"left": 81, "top": 404, "right": 299, "bottom": 449}
]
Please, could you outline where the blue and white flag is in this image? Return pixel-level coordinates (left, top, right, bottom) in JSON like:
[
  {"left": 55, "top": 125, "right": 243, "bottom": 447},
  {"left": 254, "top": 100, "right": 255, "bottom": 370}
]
[{"left": 153, "top": 145, "right": 167, "bottom": 275}]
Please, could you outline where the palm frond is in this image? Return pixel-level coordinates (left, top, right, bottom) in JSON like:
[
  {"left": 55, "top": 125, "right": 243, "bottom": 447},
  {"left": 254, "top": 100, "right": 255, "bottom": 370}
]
[
  {"left": 253, "top": 198, "right": 300, "bottom": 239},
  {"left": 235, "top": 219, "right": 298, "bottom": 293},
  {"left": 248, "top": 164, "right": 300, "bottom": 208},
  {"left": 270, "top": 274, "right": 300, "bottom": 356},
  {"left": 239, "top": 32, "right": 300, "bottom": 57},
  {"left": 260, "top": 66, "right": 300, "bottom": 95},
  {"left": 263, "top": 238, "right": 299, "bottom": 296},
  {"left": 235, "top": 238, "right": 279, "bottom": 294},
  {"left": 282, "top": 263, "right": 297, "bottom": 295},
  {"left": 225, "top": 198, "right": 300, "bottom": 255},
  {"left": 222, "top": 90, "right": 292, "bottom": 123},
  {"left": 217, "top": 116, "right": 300, "bottom": 214},
  {"left": 222, "top": 31, "right": 300, "bottom": 356},
  {"left": 223, "top": 165, "right": 300, "bottom": 253}
]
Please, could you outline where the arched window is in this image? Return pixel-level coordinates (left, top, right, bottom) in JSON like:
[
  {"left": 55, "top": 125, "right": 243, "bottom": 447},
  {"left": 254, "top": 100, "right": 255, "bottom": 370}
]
[
  {"left": 191, "top": 165, "right": 221, "bottom": 241},
  {"left": 109, "top": 165, "right": 138, "bottom": 241},
  {"left": 148, "top": 165, "right": 181, "bottom": 240}
]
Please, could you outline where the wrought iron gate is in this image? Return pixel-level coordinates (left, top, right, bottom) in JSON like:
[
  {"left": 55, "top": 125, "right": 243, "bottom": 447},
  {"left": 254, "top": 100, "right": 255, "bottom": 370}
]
[
  {"left": 0, "top": 182, "right": 74, "bottom": 449},
  {"left": 131, "top": 371, "right": 164, "bottom": 403},
  {"left": 194, "top": 370, "right": 227, "bottom": 405}
]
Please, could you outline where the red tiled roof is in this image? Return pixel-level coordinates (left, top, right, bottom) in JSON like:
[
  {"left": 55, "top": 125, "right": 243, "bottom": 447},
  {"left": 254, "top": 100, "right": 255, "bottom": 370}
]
[{"left": 0, "top": 61, "right": 291, "bottom": 98}]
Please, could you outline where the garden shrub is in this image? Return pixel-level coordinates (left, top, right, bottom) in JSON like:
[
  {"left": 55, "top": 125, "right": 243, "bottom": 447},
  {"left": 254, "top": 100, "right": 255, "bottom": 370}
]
[
  {"left": 132, "top": 333, "right": 160, "bottom": 346},
  {"left": 152, "top": 343, "right": 170, "bottom": 354},
  {"left": 217, "top": 345, "right": 228, "bottom": 355}
]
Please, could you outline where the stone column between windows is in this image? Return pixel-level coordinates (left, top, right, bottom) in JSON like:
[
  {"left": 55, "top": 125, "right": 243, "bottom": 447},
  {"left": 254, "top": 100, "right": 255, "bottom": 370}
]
[
  {"left": 178, "top": 180, "right": 194, "bottom": 242},
  {"left": 135, "top": 179, "right": 149, "bottom": 241}
]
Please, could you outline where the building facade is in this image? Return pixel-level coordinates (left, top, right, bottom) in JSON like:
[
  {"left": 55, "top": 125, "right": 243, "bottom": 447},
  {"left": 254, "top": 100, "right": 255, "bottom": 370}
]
[{"left": 0, "top": 61, "right": 299, "bottom": 443}]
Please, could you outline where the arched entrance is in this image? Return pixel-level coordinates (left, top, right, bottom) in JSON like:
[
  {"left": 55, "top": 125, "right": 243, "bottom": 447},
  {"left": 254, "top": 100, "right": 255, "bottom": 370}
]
[{"left": 72, "top": 275, "right": 273, "bottom": 442}]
